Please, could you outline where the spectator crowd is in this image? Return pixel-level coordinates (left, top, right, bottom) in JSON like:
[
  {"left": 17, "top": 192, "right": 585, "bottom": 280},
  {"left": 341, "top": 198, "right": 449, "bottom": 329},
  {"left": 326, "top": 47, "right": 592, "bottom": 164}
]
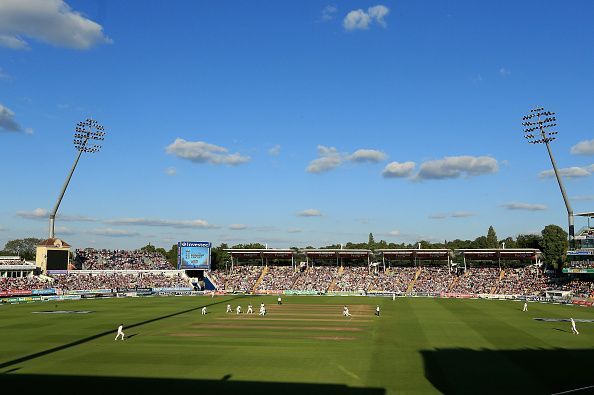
[{"left": 75, "top": 249, "right": 172, "bottom": 270}]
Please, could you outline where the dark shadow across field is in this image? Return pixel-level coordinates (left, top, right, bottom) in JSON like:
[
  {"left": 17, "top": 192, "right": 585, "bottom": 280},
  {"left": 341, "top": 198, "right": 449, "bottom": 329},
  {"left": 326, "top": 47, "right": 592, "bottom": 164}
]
[
  {"left": 421, "top": 348, "right": 594, "bottom": 394},
  {"left": 0, "top": 374, "right": 385, "bottom": 395},
  {"left": 0, "top": 296, "right": 243, "bottom": 370}
]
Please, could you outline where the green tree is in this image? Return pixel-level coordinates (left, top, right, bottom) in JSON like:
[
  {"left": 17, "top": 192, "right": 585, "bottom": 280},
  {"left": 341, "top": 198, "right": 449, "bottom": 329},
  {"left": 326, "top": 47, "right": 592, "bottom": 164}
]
[
  {"left": 368, "top": 233, "right": 376, "bottom": 249},
  {"left": 516, "top": 234, "right": 543, "bottom": 249},
  {"left": 500, "top": 236, "right": 517, "bottom": 249},
  {"left": 471, "top": 236, "right": 488, "bottom": 249},
  {"left": 540, "top": 224, "right": 568, "bottom": 268},
  {"left": 486, "top": 226, "right": 498, "bottom": 248},
  {"left": 3, "top": 238, "right": 42, "bottom": 260},
  {"left": 166, "top": 243, "right": 178, "bottom": 267},
  {"left": 211, "top": 243, "right": 230, "bottom": 270},
  {"left": 140, "top": 243, "right": 157, "bottom": 253}
]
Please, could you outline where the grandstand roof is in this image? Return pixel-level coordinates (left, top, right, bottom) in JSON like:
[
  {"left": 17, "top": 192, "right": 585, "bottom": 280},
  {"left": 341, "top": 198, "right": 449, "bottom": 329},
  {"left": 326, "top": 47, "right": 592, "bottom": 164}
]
[
  {"left": 576, "top": 212, "right": 594, "bottom": 218},
  {"left": 224, "top": 249, "right": 296, "bottom": 258},
  {"left": 301, "top": 249, "right": 372, "bottom": 258},
  {"left": 455, "top": 248, "right": 541, "bottom": 260},
  {"left": 375, "top": 249, "right": 451, "bottom": 260}
]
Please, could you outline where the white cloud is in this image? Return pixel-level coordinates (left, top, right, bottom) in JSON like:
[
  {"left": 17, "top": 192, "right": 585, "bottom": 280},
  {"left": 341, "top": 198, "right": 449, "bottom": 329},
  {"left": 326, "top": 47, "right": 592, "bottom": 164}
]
[
  {"left": 306, "top": 145, "right": 344, "bottom": 173},
  {"left": 538, "top": 165, "right": 593, "bottom": 179},
  {"left": 429, "top": 212, "right": 475, "bottom": 219},
  {"left": 501, "top": 202, "right": 547, "bottom": 211},
  {"left": 321, "top": 5, "right": 337, "bottom": 21},
  {"left": 297, "top": 209, "right": 322, "bottom": 217},
  {"left": 343, "top": 9, "right": 371, "bottom": 30},
  {"left": 16, "top": 208, "right": 96, "bottom": 222},
  {"left": 0, "top": 226, "right": 8, "bottom": 232},
  {"left": 416, "top": 155, "right": 498, "bottom": 180},
  {"left": 0, "top": 68, "right": 11, "bottom": 80},
  {"left": 165, "top": 167, "right": 177, "bottom": 176},
  {"left": 367, "top": 5, "right": 390, "bottom": 27},
  {"left": 0, "top": 0, "right": 112, "bottom": 50},
  {"left": 91, "top": 228, "right": 139, "bottom": 237},
  {"left": 349, "top": 149, "right": 387, "bottom": 163},
  {"left": 166, "top": 138, "right": 250, "bottom": 166},
  {"left": 268, "top": 144, "right": 281, "bottom": 156},
  {"left": 105, "top": 217, "right": 213, "bottom": 229},
  {"left": 16, "top": 207, "right": 47, "bottom": 219},
  {"left": 572, "top": 195, "right": 594, "bottom": 201},
  {"left": 307, "top": 145, "right": 387, "bottom": 173},
  {"left": 343, "top": 5, "right": 389, "bottom": 31},
  {"left": 287, "top": 228, "right": 302, "bottom": 233},
  {"left": 429, "top": 213, "right": 448, "bottom": 219},
  {"left": 229, "top": 224, "right": 248, "bottom": 230},
  {"left": 451, "top": 211, "right": 476, "bottom": 218},
  {"left": 55, "top": 226, "right": 74, "bottom": 236},
  {"left": 0, "top": 34, "right": 27, "bottom": 49},
  {"left": 387, "top": 230, "right": 401, "bottom": 236},
  {"left": 499, "top": 67, "right": 511, "bottom": 76},
  {"left": 0, "top": 103, "right": 23, "bottom": 132},
  {"left": 382, "top": 161, "right": 416, "bottom": 178},
  {"left": 570, "top": 139, "right": 594, "bottom": 155}
]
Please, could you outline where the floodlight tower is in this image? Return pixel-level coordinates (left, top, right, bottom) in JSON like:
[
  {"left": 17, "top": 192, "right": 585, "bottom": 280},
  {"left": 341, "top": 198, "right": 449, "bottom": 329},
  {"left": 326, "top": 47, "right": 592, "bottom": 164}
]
[
  {"left": 522, "top": 107, "right": 574, "bottom": 246},
  {"left": 48, "top": 119, "right": 106, "bottom": 239}
]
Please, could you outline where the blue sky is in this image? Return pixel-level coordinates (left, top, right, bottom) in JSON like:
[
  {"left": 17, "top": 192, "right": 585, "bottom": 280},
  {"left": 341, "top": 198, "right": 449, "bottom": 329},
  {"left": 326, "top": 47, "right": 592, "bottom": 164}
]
[{"left": 1, "top": 0, "right": 593, "bottom": 250}]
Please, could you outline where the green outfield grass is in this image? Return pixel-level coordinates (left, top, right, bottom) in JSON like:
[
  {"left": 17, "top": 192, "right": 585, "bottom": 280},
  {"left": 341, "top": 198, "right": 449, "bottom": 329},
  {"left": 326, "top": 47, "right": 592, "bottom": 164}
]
[{"left": 0, "top": 296, "right": 593, "bottom": 394}]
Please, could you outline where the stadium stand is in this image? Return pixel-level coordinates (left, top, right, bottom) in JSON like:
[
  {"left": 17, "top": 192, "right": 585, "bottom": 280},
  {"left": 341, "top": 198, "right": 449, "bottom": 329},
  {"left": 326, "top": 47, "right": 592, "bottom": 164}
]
[
  {"left": 291, "top": 266, "right": 338, "bottom": 292},
  {"left": 75, "top": 249, "right": 172, "bottom": 270},
  {"left": 50, "top": 272, "right": 190, "bottom": 290}
]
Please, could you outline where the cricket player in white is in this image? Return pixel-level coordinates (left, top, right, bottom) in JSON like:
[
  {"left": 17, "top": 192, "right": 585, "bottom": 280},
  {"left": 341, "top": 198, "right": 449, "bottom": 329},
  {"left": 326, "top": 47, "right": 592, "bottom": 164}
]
[
  {"left": 226, "top": 304, "right": 232, "bottom": 313},
  {"left": 259, "top": 306, "right": 266, "bottom": 316},
  {"left": 571, "top": 318, "right": 579, "bottom": 335},
  {"left": 343, "top": 306, "right": 351, "bottom": 317},
  {"left": 277, "top": 296, "right": 282, "bottom": 305},
  {"left": 247, "top": 304, "right": 253, "bottom": 314},
  {"left": 115, "top": 324, "right": 125, "bottom": 341},
  {"left": 392, "top": 293, "right": 396, "bottom": 301},
  {"left": 375, "top": 306, "right": 380, "bottom": 316},
  {"left": 523, "top": 302, "right": 528, "bottom": 312},
  {"left": 236, "top": 305, "right": 242, "bottom": 314},
  {"left": 201, "top": 307, "right": 207, "bottom": 315}
]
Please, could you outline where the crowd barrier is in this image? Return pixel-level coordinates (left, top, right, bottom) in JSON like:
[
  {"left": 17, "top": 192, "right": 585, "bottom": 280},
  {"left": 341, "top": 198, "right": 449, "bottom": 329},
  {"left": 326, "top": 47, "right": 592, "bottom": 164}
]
[{"left": 2, "top": 287, "right": 591, "bottom": 307}]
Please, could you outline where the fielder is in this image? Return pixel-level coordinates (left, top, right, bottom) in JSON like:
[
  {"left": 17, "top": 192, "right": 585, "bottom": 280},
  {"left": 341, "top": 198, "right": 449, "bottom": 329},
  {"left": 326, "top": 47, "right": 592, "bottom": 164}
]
[
  {"left": 201, "top": 306, "right": 207, "bottom": 315},
  {"left": 392, "top": 293, "right": 396, "bottom": 301},
  {"left": 277, "top": 296, "right": 282, "bottom": 305},
  {"left": 375, "top": 305, "right": 380, "bottom": 317},
  {"left": 259, "top": 305, "right": 266, "bottom": 316},
  {"left": 571, "top": 318, "right": 579, "bottom": 335},
  {"left": 114, "top": 324, "right": 125, "bottom": 341},
  {"left": 226, "top": 304, "right": 232, "bottom": 313},
  {"left": 247, "top": 304, "right": 253, "bottom": 314},
  {"left": 523, "top": 302, "right": 528, "bottom": 312},
  {"left": 236, "top": 305, "right": 242, "bottom": 315}
]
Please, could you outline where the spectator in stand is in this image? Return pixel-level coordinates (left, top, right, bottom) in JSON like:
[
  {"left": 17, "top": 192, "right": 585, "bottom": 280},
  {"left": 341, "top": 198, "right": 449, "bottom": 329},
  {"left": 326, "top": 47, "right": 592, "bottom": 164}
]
[{"left": 75, "top": 249, "right": 172, "bottom": 270}]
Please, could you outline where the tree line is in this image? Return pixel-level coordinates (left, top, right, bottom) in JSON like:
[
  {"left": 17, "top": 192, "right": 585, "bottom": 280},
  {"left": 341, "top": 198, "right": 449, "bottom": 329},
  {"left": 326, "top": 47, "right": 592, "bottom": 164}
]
[{"left": 0, "top": 224, "right": 568, "bottom": 269}]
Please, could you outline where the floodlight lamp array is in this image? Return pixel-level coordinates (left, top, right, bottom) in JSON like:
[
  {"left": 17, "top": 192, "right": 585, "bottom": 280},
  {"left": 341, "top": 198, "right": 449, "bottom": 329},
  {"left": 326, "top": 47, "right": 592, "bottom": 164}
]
[
  {"left": 72, "top": 118, "right": 106, "bottom": 153},
  {"left": 522, "top": 107, "right": 558, "bottom": 144}
]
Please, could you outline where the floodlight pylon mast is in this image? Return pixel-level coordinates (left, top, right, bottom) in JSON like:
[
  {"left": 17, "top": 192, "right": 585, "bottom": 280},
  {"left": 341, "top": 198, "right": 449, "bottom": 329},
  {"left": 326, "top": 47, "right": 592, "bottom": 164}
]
[
  {"left": 522, "top": 107, "right": 574, "bottom": 247},
  {"left": 48, "top": 119, "right": 106, "bottom": 239}
]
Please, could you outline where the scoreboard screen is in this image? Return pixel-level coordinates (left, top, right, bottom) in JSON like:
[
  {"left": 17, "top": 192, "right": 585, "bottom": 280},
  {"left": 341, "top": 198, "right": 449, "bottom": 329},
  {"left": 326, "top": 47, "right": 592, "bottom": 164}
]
[
  {"left": 178, "top": 241, "right": 211, "bottom": 270},
  {"left": 47, "top": 250, "right": 69, "bottom": 270}
]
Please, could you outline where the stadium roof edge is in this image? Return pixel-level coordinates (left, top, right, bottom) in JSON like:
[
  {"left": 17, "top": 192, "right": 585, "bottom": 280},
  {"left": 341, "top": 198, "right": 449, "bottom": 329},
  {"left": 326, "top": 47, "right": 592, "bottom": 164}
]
[{"left": 575, "top": 212, "right": 594, "bottom": 218}]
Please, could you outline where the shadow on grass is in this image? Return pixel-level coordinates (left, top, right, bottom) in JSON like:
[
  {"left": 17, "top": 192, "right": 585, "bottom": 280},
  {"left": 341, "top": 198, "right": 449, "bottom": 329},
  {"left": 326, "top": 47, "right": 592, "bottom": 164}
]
[
  {"left": 0, "top": 295, "right": 244, "bottom": 370},
  {"left": 421, "top": 348, "right": 594, "bottom": 394},
  {"left": 0, "top": 374, "right": 385, "bottom": 395}
]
